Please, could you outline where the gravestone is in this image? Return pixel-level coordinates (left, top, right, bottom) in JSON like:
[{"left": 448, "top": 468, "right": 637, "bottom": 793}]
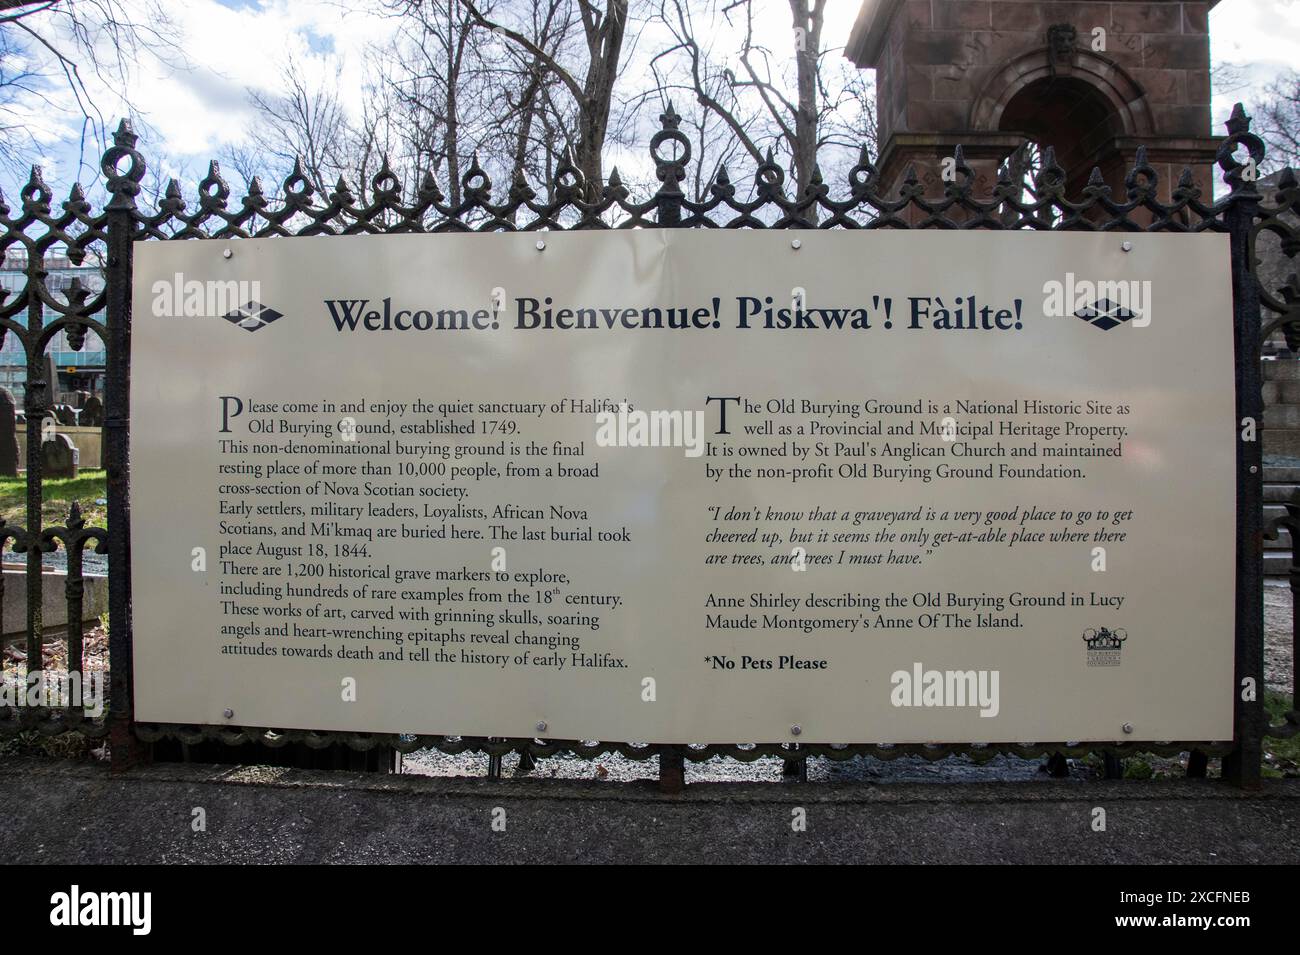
[
  {"left": 80, "top": 394, "right": 104, "bottom": 427},
  {"left": 0, "top": 387, "right": 17, "bottom": 477},
  {"left": 42, "top": 352, "right": 59, "bottom": 407},
  {"left": 40, "top": 433, "right": 78, "bottom": 479},
  {"left": 52, "top": 404, "right": 78, "bottom": 426}
]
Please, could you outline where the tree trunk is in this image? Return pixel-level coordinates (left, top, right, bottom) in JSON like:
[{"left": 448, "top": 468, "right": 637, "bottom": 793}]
[{"left": 574, "top": 0, "right": 628, "bottom": 198}]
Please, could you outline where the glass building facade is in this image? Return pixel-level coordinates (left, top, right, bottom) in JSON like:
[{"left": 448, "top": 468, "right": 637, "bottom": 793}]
[{"left": 0, "top": 248, "right": 106, "bottom": 403}]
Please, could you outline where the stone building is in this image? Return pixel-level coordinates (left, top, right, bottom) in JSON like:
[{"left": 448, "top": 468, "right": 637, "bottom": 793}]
[{"left": 846, "top": 1, "right": 1219, "bottom": 201}]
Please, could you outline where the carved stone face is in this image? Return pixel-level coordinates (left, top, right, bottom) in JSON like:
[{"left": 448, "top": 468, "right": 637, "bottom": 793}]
[{"left": 1046, "top": 23, "right": 1079, "bottom": 66}]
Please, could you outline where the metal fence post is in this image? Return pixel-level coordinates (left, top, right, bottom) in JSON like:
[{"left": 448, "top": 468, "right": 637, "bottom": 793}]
[
  {"left": 21, "top": 191, "right": 47, "bottom": 675},
  {"left": 102, "top": 120, "right": 146, "bottom": 771},
  {"left": 651, "top": 104, "right": 691, "bottom": 795},
  {"left": 1220, "top": 105, "right": 1265, "bottom": 789}
]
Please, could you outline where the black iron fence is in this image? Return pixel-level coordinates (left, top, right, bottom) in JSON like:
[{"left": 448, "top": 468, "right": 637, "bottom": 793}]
[{"left": 0, "top": 101, "right": 1295, "bottom": 790}]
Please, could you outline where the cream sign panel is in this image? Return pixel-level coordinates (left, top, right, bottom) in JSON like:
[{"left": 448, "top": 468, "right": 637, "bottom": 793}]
[{"left": 130, "top": 229, "right": 1235, "bottom": 743}]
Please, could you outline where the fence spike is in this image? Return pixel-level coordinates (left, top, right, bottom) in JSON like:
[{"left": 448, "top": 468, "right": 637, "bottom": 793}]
[
  {"left": 463, "top": 153, "right": 490, "bottom": 195},
  {"left": 21, "top": 166, "right": 50, "bottom": 211},
  {"left": 113, "top": 118, "right": 136, "bottom": 147},
  {"left": 1226, "top": 101, "right": 1250, "bottom": 135},
  {"left": 331, "top": 174, "right": 354, "bottom": 206},
  {"left": 283, "top": 157, "right": 313, "bottom": 200},
  {"left": 419, "top": 168, "right": 443, "bottom": 203},
  {"left": 198, "top": 161, "right": 229, "bottom": 206}
]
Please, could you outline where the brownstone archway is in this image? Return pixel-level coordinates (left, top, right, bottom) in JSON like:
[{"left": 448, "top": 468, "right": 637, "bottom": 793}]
[
  {"left": 969, "top": 48, "right": 1155, "bottom": 141},
  {"left": 970, "top": 48, "right": 1155, "bottom": 198}
]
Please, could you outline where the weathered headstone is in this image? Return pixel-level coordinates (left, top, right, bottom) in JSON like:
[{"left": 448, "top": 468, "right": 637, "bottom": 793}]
[
  {"left": 71, "top": 390, "right": 91, "bottom": 409},
  {"left": 0, "top": 387, "right": 17, "bottom": 477},
  {"left": 42, "top": 352, "right": 59, "bottom": 407},
  {"left": 40, "top": 433, "right": 77, "bottom": 479},
  {"left": 52, "top": 404, "right": 77, "bottom": 426},
  {"left": 80, "top": 394, "right": 104, "bottom": 427}
]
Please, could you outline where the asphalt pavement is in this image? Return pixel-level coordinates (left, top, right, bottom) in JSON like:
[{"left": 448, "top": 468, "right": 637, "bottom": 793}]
[{"left": 1, "top": 759, "right": 1297, "bottom": 864}]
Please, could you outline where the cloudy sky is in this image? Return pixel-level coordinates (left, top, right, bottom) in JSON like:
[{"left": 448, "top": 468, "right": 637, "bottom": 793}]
[{"left": 8, "top": 0, "right": 1297, "bottom": 197}]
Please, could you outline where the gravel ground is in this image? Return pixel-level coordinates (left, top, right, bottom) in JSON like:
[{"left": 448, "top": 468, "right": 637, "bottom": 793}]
[
  {"left": 400, "top": 748, "right": 1101, "bottom": 783},
  {"left": 38, "top": 550, "right": 107, "bottom": 575},
  {"left": 1266, "top": 580, "right": 1294, "bottom": 695}
]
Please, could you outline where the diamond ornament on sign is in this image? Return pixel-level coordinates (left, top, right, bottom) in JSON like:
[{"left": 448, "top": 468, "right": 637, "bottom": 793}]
[
  {"left": 222, "top": 301, "right": 283, "bottom": 332},
  {"left": 1074, "top": 298, "right": 1136, "bottom": 331}
]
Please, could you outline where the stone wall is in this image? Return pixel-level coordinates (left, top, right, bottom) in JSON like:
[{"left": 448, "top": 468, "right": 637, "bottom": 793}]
[
  {"left": 1, "top": 564, "right": 107, "bottom": 640},
  {"left": 14, "top": 426, "right": 101, "bottom": 470}
]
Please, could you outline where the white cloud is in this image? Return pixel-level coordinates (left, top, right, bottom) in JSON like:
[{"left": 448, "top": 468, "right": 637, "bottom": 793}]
[
  {"left": 96, "top": 0, "right": 393, "bottom": 157},
  {"left": 7, "top": 0, "right": 1294, "bottom": 194},
  {"left": 1210, "top": 0, "right": 1298, "bottom": 127}
]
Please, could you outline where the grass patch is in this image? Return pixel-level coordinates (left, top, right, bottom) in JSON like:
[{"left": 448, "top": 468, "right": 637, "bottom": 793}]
[
  {"left": 1122, "top": 758, "right": 1155, "bottom": 780},
  {"left": 1265, "top": 691, "right": 1300, "bottom": 778},
  {"left": 0, "top": 469, "right": 106, "bottom": 529}
]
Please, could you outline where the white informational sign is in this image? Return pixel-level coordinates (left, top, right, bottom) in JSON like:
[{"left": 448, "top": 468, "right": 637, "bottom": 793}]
[{"left": 131, "top": 229, "right": 1236, "bottom": 743}]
